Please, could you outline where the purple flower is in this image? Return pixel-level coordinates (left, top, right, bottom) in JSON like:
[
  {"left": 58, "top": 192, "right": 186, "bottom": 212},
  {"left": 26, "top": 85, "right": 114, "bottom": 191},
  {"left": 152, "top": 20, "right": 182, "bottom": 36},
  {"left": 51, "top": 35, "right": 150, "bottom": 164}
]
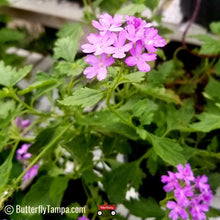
[
  {"left": 125, "top": 40, "right": 157, "bottom": 72},
  {"left": 92, "top": 13, "right": 123, "bottom": 34},
  {"left": 195, "top": 175, "right": 210, "bottom": 193},
  {"left": 15, "top": 116, "right": 30, "bottom": 132},
  {"left": 174, "top": 185, "right": 193, "bottom": 206},
  {"left": 23, "top": 164, "right": 39, "bottom": 181},
  {"left": 143, "top": 28, "right": 167, "bottom": 52},
  {"left": 125, "top": 24, "right": 145, "bottom": 43},
  {"left": 161, "top": 171, "right": 179, "bottom": 192},
  {"left": 81, "top": 32, "right": 115, "bottom": 55},
  {"left": 83, "top": 53, "right": 114, "bottom": 81},
  {"left": 189, "top": 198, "right": 209, "bottom": 220},
  {"left": 176, "top": 163, "right": 195, "bottom": 185},
  {"left": 162, "top": 164, "right": 213, "bottom": 220},
  {"left": 112, "top": 30, "right": 132, "bottom": 58},
  {"left": 16, "top": 144, "right": 32, "bottom": 161},
  {"left": 126, "top": 15, "right": 152, "bottom": 30},
  {"left": 78, "top": 216, "right": 89, "bottom": 220},
  {"left": 167, "top": 201, "right": 189, "bottom": 220}
]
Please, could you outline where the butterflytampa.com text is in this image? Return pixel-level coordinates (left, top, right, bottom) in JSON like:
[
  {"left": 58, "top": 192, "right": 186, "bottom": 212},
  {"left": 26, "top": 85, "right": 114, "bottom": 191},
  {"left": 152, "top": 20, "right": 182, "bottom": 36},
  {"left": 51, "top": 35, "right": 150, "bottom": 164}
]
[{"left": 15, "top": 205, "right": 85, "bottom": 215}]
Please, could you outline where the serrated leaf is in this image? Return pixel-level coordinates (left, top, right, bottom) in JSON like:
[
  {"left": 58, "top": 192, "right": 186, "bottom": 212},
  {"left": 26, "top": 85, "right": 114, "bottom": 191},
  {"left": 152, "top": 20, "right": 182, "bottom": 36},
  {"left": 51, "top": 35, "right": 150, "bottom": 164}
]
[
  {"left": 103, "top": 162, "right": 145, "bottom": 203},
  {"left": 135, "top": 84, "right": 180, "bottom": 104},
  {"left": 203, "top": 77, "right": 220, "bottom": 103},
  {"left": 210, "top": 22, "right": 220, "bottom": 35},
  {"left": 124, "top": 197, "right": 164, "bottom": 218},
  {"left": 54, "top": 24, "right": 83, "bottom": 62},
  {"left": 116, "top": 3, "right": 147, "bottom": 15},
  {"left": 58, "top": 87, "right": 103, "bottom": 108},
  {"left": 132, "top": 99, "right": 158, "bottom": 125},
  {"left": 0, "top": 151, "right": 13, "bottom": 193},
  {"left": 165, "top": 100, "right": 194, "bottom": 132},
  {"left": 153, "top": 136, "right": 186, "bottom": 166},
  {"left": 190, "top": 112, "right": 220, "bottom": 132},
  {"left": 120, "top": 71, "right": 146, "bottom": 84},
  {"left": 0, "top": 61, "right": 32, "bottom": 87},
  {"left": 55, "top": 58, "right": 87, "bottom": 77},
  {"left": 75, "top": 110, "right": 139, "bottom": 140},
  {"left": 192, "top": 35, "right": 220, "bottom": 55}
]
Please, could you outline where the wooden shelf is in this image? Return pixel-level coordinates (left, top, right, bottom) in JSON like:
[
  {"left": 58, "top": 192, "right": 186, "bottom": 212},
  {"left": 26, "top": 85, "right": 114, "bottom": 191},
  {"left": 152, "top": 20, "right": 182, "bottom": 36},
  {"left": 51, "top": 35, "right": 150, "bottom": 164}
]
[{"left": 1, "top": 0, "right": 84, "bottom": 28}]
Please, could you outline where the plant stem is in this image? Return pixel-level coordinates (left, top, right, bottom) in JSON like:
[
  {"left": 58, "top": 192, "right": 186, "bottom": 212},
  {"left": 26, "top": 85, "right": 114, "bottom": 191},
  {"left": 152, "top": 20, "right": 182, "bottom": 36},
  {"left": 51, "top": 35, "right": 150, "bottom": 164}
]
[{"left": 14, "top": 124, "right": 71, "bottom": 185}]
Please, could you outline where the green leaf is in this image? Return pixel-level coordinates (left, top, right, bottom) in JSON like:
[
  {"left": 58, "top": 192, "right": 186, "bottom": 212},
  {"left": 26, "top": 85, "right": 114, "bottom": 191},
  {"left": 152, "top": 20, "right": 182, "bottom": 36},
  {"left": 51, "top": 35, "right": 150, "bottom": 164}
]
[
  {"left": 120, "top": 71, "right": 146, "bottom": 84},
  {"left": 192, "top": 35, "right": 220, "bottom": 55},
  {"left": 0, "top": 100, "right": 15, "bottom": 119},
  {"left": 54, "top": 24, "right": 83, "bottom": 62},
  {"left": 103, "top": 162, "right": 145, "bottom": 203},
  {"left": 116, "top": 3, "right": 147, "bottom": 15},
  {"left": 0, "top": 28, "right": 24, "bottom": 43},
  {"left": 210, "top": 22, "right": 220, "bottom": 35},
  {"left": 0, "top": 0, "right": 9, "bottom": 6},
  {"left": 135, "top": 84, "right": 180, "bottom": 104},
  {"left": 207, "top": 173, "right": 220, "bottom": 193},
  {"left": 55, "top": 58, "right": 87, "bottom": 77},
  {"left": 124, "top": 197, "right": 164, "bottom": 218},
  {"left": 165, "top": 100, "right": 195, "bottom": 132},
  {"left": 0, "top": 151, "right": 13, "bottom": 193},
  {"left": 214, "top": 59, "right": 220, "bottom": 76},
  {"left": 49, "top": 176, "right": 69, "bottom": 206},
  {"left": 58, "top": 87, "right": 104, "bottom": 108},
  {"left": 99, "top": 0, "right": 125, "bottom": 14},
  {"left": 147, "top": 60, "right": 184, "bottom": 86},
  {"left": 18, "top": 72, "right": 57, "bottom": 95},
  {"left": 152, "top": 136, "right": 186, "bottom": 166},
  {"left": 144, "top": 0, "right": 159, "bottom": 10},
  {"left": 64, "top": 135, "right": 93, "bottom": 165},
  {"left": 132, "top": 99, "right": 158, "bottom": 125},
  {"left": 0, "top": 61, "right": 32, "bottom": 87},
  {"left": 190, "top": 112, "right": 220, "bottom": 132},
  {"left": 203, "top": 77, "right": 220, "bottom": 103},
  {"left": 57, "top": 23, "right": 83, "bottom": 39},
  {"left": 76, "top": 110, "right": 139, "bottom": 140},
  {"left": 22, "top": 176, "right": 54, "bottom": 207}
]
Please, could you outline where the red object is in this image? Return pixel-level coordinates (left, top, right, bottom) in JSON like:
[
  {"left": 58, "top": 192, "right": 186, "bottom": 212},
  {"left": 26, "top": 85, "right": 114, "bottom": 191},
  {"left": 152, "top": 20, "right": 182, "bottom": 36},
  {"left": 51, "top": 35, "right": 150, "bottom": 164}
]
[{"left": 98, "top": 205, "right": 116, "bottom": 210}]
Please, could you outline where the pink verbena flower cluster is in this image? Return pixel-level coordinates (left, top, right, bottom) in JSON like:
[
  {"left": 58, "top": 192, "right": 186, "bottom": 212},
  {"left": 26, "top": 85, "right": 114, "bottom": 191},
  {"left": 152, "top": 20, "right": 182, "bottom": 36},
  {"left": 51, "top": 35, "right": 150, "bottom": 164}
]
[
  {"left": 16, "top": 143, "right": 39, "bottom": 181},
  {"left": 15, "top": 117, "right": 39, "bottom": 181},
  {"left": 81, "top": 13, "right": 166, "bottom": 81},
  {"left": 161, "top": 164, "right": 213, "bottom": 220},
  {"left": 15, "top": 116, "right": 30, "bottom": 134}
]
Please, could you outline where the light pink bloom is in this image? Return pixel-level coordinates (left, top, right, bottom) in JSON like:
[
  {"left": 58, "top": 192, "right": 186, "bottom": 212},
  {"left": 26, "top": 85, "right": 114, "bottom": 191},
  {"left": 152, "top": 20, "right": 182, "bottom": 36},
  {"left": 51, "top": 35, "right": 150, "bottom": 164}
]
[
  {"left": 92, "top": 13, "right": 123, "bottom": 35},
  {"left": 176, "top": 163, "right": 195, "bottom": 185},
  {"left": 143, "top": 28, "right": 167, "bottom": 52},
  {"left": 125, "top": 24, "right": 145, "bottom": 43},
  {"left": 83, "top": 53, "right": 114, "bottom": 81},
  {"left": 125, "top": 40, "right": 156, "bottom": 72},
  {"left": 112, "top": 30, "right": 132, "bottom": 58},
  {"left": 15, "top": 116, "right": 30, "bottom": 132},
  {"left": 23, "top": 164, "right": 39, "bottom": 181},
  {"left": 81, "top": 32, "right": 115, "bottom": 55},
  {"left": 167, "top": 201, "right": 189, "bottom": 220},
  {"left": 16, "top": 144, "right": 32, "bottom": 161},
  {"left": 126, "top": 15, "right": 152, "bottom": 30}
]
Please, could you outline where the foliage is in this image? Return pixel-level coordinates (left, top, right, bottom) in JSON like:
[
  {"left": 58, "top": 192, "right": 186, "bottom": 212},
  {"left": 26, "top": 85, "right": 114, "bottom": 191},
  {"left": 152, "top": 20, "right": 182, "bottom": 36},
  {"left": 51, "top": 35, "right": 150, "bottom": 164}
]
[{"left": 0, "top": 0, "right": 220, "bottom": 220}]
